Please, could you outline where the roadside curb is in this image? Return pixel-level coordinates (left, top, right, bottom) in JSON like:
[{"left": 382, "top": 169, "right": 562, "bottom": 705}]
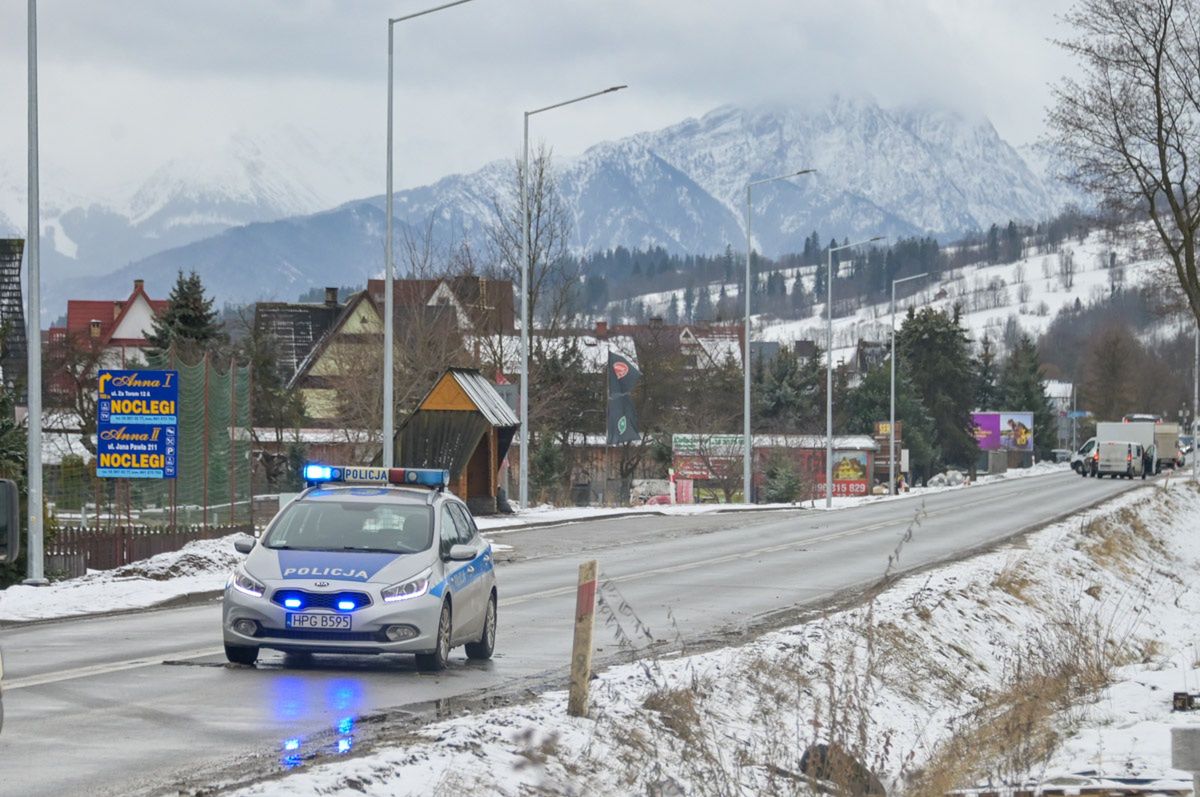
[
  {"left": 479, "top": 504, "right": 806, "bottom": 535},
  {"left": 0, "top": 588, "right": 224, "bottom": 629}
]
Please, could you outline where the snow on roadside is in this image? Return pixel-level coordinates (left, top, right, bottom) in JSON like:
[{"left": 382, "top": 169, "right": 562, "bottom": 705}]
[
  {"left": 0, "top": 534, "right": 245, "bottom": 623},
  {"left": 229, "top": 480, "right": 1200, "bottom": 797}
]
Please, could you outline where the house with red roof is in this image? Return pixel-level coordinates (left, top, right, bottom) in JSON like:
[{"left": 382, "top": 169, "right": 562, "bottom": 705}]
[{"left": 46, "top": 279, "right": 168, "bottom": 402}]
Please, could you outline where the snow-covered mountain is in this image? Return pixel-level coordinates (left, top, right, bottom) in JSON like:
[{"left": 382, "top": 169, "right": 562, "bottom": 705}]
[
  {"left": 41, "top": 96, "right": 1071, "bottom": 314},
  {"left": 1, "top": 126, "right": 376, "bottom": 293}
]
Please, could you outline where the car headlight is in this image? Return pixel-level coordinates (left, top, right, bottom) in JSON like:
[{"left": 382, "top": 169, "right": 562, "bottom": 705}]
[
  {"left": 231, "top": 568, "right": 266, "bottom": 598},
  {"left": 381, "top": 568, "right": 432, "bottom": 603}
]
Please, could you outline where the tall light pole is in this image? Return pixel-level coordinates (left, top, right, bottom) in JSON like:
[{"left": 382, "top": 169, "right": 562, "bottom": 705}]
[
  {"left": 743, "top": 170, "right": 815, "bottom": 504},
  {"left": 25, "top": 0, "right": 45, "bottom": 584},
  {"left": 889, "top": 272, "right": 927, "bottom": 496},
  {"left": 385, "top": 0, "right": 478, "bottom": 468},
  {"left": 1193, "top": 326, "right": 1198, "bottom": 482},
  {"left": 519, "top": 85, "right": 626, "bottom": 509},
  {"left": 825, "top": 236, "right": 885, "bottom": 509}
]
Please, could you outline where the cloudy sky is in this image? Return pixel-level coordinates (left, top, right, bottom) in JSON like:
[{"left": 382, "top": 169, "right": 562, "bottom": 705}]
[{"left": 0, "top": 0, "right": 1078, "bottom": 210}]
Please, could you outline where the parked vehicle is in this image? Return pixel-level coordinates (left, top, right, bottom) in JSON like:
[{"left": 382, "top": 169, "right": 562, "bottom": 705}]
[
  {"left": 1154, "top": 422, "right": 1183, "bottom": 471},
  {"left": 1071, "top": 437, "right": 1097, "bottom": 476},
  {"left": 1096, "top": 421, "right": 1157, "bottom": 475},
  {"left": 1092, "top": 440, "right": 1146, "bottom": 479}
]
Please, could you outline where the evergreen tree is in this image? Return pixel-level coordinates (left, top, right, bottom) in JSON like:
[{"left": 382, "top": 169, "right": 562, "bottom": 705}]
[
  {"left": 694, "top": 286, "right": 714, "bottom": 322},
  {"left": 986, "top": 224, "right": 1001, "bottom": 264},
  {"left": 896, "top": 307, "right": 979, "bottom": 472},
  {"left": 1003, "top": 221, "right": 1023, "bottom": 263},
  {"left": 997, "top": 334, "right": 1058, "bottom": 458},
  {"left": 147, "top": 270, "right": 225, "bottom": 361},
  {"left": 844, "top": 363, "right": 939, "bottom": 484},
  {"left": 754, "top": 345, "right": 827, "bottom": 432},
  {"left": 973, "top": 334, "right": 1000, "bottom": 410}
]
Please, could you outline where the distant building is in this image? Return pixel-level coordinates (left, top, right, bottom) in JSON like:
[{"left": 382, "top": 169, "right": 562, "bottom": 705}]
[
  {"left": 254, "top": 287, "right": 344, "bottom": 385},
  {"left": 0, "top": 240, "right": 27, "bottom": 402},
  {"left": 1044, "top": 379, "right": 1075, "bottom": 447},
  {"left": 47, "top": 278, "right": 167, "bottom": 368}
]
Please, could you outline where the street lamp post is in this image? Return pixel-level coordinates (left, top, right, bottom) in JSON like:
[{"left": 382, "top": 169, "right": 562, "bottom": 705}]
[
  {"left": 825, "top": 236, "right": 885, "bottom": 509},
  {"left": 889, "top": 272, "right": 927, "bottom": 496},
  {"left": 385, "top": 0, "right": 478, "bottom": 468},
  {"left": 743, "top": 169, "right": 814, "bottom": 504},
  {"left": 25, "top": 0, "right": 46, "bottom": 585},
  {"left": 519, "top": 85, "right": 626, "bottom": 509}
]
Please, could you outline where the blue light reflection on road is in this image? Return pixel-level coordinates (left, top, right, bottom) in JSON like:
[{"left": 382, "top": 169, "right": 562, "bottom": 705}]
[{"left": 271, "top": 675, "right": 364, "bottom": 769}]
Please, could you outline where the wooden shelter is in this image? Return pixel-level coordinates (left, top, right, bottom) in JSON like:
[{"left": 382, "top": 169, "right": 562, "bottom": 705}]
[{"left": 394, "top": 368, "right": 518, "bottom": 515}]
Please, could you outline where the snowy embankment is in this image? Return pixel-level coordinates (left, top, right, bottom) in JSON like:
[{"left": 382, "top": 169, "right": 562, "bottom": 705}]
[
  {"left": 0, "top": 534, "right": 247, "bottom": 623},
  {"left": 232, "top": 478, "right": 1200, "bottom": 797},
  {"left": 0, "top": 463, "right": 1070, "bottom": 624}
]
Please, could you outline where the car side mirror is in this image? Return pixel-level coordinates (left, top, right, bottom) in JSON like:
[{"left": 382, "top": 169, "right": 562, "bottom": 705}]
[
  {"left": 447, "top": 544, "right": 475, "bottom": 562},
  {"left": 0, "top": 479, "right": 19, "bottom": 564},
  {"left": 233, "top": 536, "right": 255, "bottom": 555}
]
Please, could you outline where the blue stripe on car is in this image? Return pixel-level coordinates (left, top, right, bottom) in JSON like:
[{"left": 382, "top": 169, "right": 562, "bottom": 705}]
[{"left": 428, "top": 546, "right": 493, "bottom": 598}]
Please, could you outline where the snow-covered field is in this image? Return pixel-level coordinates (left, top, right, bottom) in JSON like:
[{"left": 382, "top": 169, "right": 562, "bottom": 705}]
[
  {"left": 0, "top": 464, "right": 1069, "bottom": 624},
  {"left": 229, "top": 478, "right": 1200, "bottom": 797},
  {"left": 612, "top": 230, "right": 1188, "bottom": 366}
]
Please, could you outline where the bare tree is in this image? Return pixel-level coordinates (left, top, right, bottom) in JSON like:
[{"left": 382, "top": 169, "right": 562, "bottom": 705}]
[
  {"left": 43, "top": 330, "right": 108, "bottom": 456},
  {"left": 1057, "top": 248, "right": 1077, "bottom": 290},
  {"left": 1047, "top": 0, "right": 1200, "bottom": 325},
  {"left": 487, "top": 143, "right": 580, "bottom": 338}
]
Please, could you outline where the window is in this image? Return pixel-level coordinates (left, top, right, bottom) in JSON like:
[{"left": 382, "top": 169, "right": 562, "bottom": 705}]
[
  {"left": 262, "top": 501, "right": 432, "bottom": 554},
  {"left": 439, "top": 505, "right": 459, "bottom": 557},
  {"left": 449, "top": 503, "right": 477, "bottom": 546}
]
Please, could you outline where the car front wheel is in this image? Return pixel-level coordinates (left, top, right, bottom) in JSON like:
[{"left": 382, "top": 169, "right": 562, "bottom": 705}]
[
  {"left": 224, "top": 643, "right": 258, "bottom": 666},
  {"left": 416, "top": 601, "right": 452, "bottom": 672}
]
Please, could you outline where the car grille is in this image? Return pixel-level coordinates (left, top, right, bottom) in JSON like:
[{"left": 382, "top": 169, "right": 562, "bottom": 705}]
[
  {"left": 270, "top": 589, "right": 373, "bottom": 611},
  {"left": 256, "top": 628, "right": 385, "bottom": 642}
]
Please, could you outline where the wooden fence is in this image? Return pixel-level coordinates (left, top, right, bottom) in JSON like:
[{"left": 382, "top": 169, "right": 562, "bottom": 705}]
[{"left": 45, "top": 524, "right": 253, "bottom": 578}]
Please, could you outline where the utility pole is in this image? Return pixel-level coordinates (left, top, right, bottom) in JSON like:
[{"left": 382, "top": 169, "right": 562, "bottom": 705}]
[{"left": 25, "top": 0, "right": 46, "bottom": 585}]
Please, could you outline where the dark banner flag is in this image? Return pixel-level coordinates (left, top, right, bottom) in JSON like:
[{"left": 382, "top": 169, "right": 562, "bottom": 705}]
[
  {"left": 607, "top": 350, "right": 641, "bottom": 396},
  {"left": 607, "top": 351, "right": 642, "bottom": 444},
  {"left": 607, "top": 392, "right": 640, "bottom": 444}
]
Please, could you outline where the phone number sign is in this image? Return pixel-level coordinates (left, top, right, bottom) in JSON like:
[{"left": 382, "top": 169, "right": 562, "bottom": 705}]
[{"left": 97, "top": 370, "right": 179, "bottom": 479}]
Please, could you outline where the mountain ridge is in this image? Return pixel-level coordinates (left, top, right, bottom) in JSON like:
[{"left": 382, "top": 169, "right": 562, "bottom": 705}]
[{"left": 34, "top": 96, "right": 1070, "bottom": 317}]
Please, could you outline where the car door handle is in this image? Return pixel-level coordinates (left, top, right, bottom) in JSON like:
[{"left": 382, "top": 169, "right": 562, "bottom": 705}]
[{"left": 466, "top": 565, "right": 475, "bottom": 573}]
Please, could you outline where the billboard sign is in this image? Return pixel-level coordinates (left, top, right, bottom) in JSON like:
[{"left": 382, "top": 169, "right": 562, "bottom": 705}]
[
  {"left": 971, "top": 411, "right": 1034, "bottom": 452},
  {"left": 96, "top": 370, "right": 179, "bottom": 479},
  {"left": 971, "top": 412, "right": 1002, "bottom": 450},
  {"left": 999, "top": 412, "right": 1034, "bottom": 451},
  {"left": 819, "top": 451, "right": 870, "bottom": 497}
]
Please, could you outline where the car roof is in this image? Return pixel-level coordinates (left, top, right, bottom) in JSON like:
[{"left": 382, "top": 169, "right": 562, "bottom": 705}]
[{"left": 297, "top": 485, "right": 454, "bottom": 506}]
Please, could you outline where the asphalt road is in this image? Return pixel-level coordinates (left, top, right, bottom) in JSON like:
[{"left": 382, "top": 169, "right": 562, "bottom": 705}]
[{"left": 0, "top": 472, "right": 1143, "bottom": 796}]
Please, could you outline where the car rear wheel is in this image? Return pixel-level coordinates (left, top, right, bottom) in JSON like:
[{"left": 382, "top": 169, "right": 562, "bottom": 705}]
[
  {"left": 416, "top": 601, "right": 452, "bottom": 672},
  {"left": 466, "top": 593, "right": 497, "bottom": 661},
  {"left": 224, "top": 643, "right": 258, "bottom": 666}
]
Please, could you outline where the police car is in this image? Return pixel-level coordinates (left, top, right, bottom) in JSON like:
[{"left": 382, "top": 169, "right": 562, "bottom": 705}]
[{"left": 222, "top": 465, "right": 497, "bottom": 671}]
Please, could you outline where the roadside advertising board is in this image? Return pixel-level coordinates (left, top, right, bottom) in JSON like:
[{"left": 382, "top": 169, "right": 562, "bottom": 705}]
[
  {"left": 971, "top": 412, "right": 1002, "bottom": 450},
  {"left": 999, "top": 412, "right": 1034, "bottom": 451},
  {"left": 971, "top": 411, "right": 1034, "bottom": 452},
  {"left": 96, "top": 370, "right": 179, "bottom": 479},
  {"left": 820, "top": 451, "right": 870, "bottom": 497}
]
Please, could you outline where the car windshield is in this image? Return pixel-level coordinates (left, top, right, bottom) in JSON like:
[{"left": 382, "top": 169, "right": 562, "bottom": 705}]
[{"left": 262, "top": 501, "right": 433, "bottom": 554}]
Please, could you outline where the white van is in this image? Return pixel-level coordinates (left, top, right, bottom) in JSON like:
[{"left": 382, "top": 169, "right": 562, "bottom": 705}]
[{"left": 1093, "top": 441, "right": 1146, "bottom": 479}]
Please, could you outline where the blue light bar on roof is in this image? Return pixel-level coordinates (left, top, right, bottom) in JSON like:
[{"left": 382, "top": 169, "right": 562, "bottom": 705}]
[{"left": 301, "top": 463, "right": 450, "bottom": 489}]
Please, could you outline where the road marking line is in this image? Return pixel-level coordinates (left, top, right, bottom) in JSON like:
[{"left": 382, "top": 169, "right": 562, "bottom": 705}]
[{"left": 5, "top": 647, "right": 222, "bottom": 690}]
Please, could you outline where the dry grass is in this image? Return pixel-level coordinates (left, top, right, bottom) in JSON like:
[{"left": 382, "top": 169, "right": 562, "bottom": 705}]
[
  {"left": 992, "top": 560, "right": 1036, "bottom": 604},
  {"left": 642, "top": 684, "right": 704, "bottom": 745}
]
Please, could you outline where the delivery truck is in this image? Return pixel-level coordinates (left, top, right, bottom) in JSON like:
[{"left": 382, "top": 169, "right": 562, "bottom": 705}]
[
  {"left": 1094, "top": 421, "right": 1157, "bottom": 476},
  {"left": 1154, "top": 422, "right": 1183, "bottom": 471}
]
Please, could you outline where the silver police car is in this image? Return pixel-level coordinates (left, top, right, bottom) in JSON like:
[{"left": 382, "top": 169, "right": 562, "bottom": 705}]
[{"left": 222, "top": 466, "right": 497, "bottom": 671}]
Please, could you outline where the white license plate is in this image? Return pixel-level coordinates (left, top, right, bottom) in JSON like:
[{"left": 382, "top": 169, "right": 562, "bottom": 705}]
[{"left": 286, "top": 613, "right": 352, "bottom": 631}]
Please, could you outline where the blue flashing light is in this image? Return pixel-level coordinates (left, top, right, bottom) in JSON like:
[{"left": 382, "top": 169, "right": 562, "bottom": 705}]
[
  {"left": 301, "top": 463, "right": 450, "bottom": 489},
  {"left": 337, "top": 739, "right": 352, "bottom": 754},
  {"left": 284, "top": 738, "right": 300, "bottom": 752},
  {"left": 283, "top": 598, "right": 303, "bottom": 609},
  {"left": 303, "top": 463, "right": 334, "bottom": 482},
  {"left": 336, "top": 600, "right": 356, "bottom": 611},
  {"left": 337, "top": 717, "right": 355, "bottom": 735}
]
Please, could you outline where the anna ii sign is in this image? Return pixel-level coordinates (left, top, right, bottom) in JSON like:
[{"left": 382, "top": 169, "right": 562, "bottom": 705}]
[{"left": 96, "top": 370, "right": 179, "bottom": 479}]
